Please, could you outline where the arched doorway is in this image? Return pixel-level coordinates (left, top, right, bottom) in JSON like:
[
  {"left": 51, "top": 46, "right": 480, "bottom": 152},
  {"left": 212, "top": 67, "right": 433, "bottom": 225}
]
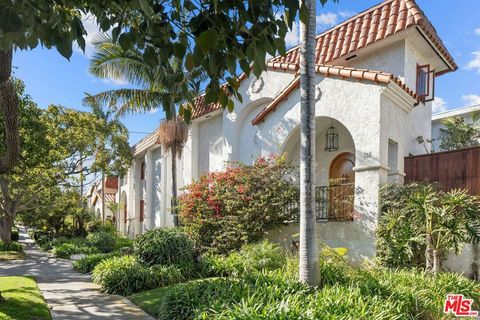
[{"left": 328, "top": 152, "right": 355, "bottom": 221}]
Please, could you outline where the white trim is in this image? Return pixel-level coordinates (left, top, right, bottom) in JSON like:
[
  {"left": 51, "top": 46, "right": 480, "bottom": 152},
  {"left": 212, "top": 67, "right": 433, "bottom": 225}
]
[
  {"left": 382, "top": 82, "right": 416, "bottom": 113},
  {"left": 432, "top": 104, "right": 480, "bottom": 121},
  {"left": 353, "top": 164, "right": 389, "bottom": 172}
]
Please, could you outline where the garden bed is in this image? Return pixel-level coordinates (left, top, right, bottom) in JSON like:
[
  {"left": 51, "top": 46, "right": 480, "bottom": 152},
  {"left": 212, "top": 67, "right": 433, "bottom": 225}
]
[{"left": 0, "top": 276, "right": 51, "bottom": 320}]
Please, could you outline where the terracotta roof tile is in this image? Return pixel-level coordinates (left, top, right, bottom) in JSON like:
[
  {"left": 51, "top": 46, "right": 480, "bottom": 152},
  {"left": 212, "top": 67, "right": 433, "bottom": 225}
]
[
  {"left": 251, "top": 64, "right": 417, "bottom": 125},
  {"left": 267, "top": 0, "right": 456, "bottom": 74}
]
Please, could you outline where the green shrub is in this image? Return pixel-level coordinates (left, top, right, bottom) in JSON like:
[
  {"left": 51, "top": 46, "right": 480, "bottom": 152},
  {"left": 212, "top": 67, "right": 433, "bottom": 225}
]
[
  {"left": 200, "top": 241, "right": 287, "bottom": 277},
  {"left": 178, "top": 154, "right": 299, "bottom": 254},
  {"left": 73, "top": 252, "right": 121, "bottom": 273},
  {"left": 151, "top": 264, "right": 186, "bottom": 287},
  {"left": 86, "top": 220, "right": 117, "bottom": 234},
  {"left": 0, "top": 241, "right": 23, "bottom": 252},
  {"left": 51, "top": 242, "right": 97, "bottom": 258},
  {"left": 134, "top": 228, "right": 196, "bottom": 267},
  {"left": 92, "top": 255, "right": 158, "bottom": 296},
  {"left": 131, "top": 256, "right": 480, "bottom": 320},
  {"left": 114, "top": 237, "right": 133, "bottom": 250},
  {"left": 86, "top": 231, "right": 117, "bottom": 253}
]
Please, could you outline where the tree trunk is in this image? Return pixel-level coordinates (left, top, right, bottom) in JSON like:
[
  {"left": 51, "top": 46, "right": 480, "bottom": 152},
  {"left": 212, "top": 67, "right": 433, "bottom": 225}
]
[
  {"left": 102, "top": 172, "right": 106, "bottom": 223},
  {"left": 425, "top": 232, "right": 434, "bottom": 272},
  {"left": 171, "top": 143, "right": 179, "bottom": 227},
  {"left": 472, "top": 243, "right": 479, "bottom": 280},
  {"left": 298, "top": 0, "right": 319, "bottom": 286},
  {"left": 0, "top": 213, "right": 14, "bottom": 243},
  {"left": 0, "top": 49, "right": 20, "bottom": 174},
  {"left": 432, "top": 249, "right": 441, "bottom": 275}
]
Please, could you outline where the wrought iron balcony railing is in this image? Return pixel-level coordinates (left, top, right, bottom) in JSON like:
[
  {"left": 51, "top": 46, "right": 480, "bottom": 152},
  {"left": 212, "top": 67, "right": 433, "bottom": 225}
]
[{"left": 315, "top": 183, "right": 354, "bottom": 221}]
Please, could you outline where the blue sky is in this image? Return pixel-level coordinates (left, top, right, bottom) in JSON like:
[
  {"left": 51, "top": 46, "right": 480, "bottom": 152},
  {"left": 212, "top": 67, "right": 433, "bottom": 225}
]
[{"left": 12, "top": 0, "right": 480, "bottom": 146}]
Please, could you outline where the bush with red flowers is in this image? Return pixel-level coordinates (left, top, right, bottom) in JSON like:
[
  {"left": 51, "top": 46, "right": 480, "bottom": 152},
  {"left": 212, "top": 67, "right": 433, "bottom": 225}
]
[{"left": 178, "top": 154, "right": 299, "bottom": 254}]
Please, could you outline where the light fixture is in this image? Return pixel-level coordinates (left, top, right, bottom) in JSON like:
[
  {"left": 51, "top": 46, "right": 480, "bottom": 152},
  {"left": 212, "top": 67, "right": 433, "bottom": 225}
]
[{"left": 325, "top": 126, "right": 339, "bottom": 152}]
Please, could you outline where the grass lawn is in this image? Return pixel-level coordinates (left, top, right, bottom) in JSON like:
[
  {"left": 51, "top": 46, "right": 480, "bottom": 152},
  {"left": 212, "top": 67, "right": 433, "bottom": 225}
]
[
  {"left": 0, "top": 276, "right": 51, "bottom": 320},
  {"left": 0, "top": 251, "right": 25, "bottom": 261}
]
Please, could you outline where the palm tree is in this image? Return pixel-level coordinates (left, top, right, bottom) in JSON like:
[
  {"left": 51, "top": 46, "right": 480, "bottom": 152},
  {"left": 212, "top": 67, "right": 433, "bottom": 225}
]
[
  {"left": 86, "top": 98, "right": 130, "bottom": 224},
  {"left": 298, "top": 0, "right": 320, "bottom": 286},
  {"left": 84, "top": 36, "right": 203, "bottom": 227}
]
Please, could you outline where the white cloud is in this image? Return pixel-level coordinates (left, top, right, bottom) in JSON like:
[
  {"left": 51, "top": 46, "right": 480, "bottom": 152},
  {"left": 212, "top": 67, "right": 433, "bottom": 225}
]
[
  {"left": 101, "top": 78, "right": 129, "bottom": 86},
  {"left": 284, "top": 21, "right": 300, "bottom": 47},
  {"left": 432, "top": 97, "right": 447, "bottom": 113},
  {"left": 282, "top": 12, "right": 339, "bottom": 48},
  {"left": 475, "top": 28, "right": 480, "bottom": 36},
  {"left": 462, "top": 94, "right": 480, "bottom": 107},
  {"left": 317, "top": 12, "right": 338, "bottom": 31},
  {"left": 74, "top": 14, "right": 104, "bottom": 58},
  {"left": 466, "top": 51, "right": 480, "bottom": 73},
  {"left": 339, "top": 10, "right": 356, "bottom": 19}
]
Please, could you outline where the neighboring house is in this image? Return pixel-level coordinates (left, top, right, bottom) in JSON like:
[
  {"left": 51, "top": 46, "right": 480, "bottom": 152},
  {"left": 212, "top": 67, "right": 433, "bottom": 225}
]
[
  {"left": 114, "top": 0, "right": 466, "bottom": 270},
  {"left": 86, "top": 176, "right": 119, "bottom": 222},
  {"left": 431, "top": 104, "right": 480, "bottom": 151}
]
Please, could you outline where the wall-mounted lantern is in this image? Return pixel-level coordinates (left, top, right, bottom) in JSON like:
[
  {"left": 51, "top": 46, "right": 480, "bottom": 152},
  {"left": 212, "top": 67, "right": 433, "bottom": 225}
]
[{"left": 325, "top": 126, "right": 339, "bottom": 152}]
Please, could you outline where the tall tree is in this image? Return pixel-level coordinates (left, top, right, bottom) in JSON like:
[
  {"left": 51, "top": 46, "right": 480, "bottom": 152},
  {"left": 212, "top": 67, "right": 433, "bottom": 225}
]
[
  {"left": 298, "top": 0, "right": 319, "bottom": 286},
  {"left": 439, "top": 114, "right": 480, "bottom": 151},
  {"left": 0, "top": 0, "right": 296, "bottom": 173},
  {"left": 84, "top": 37, "right": 201, "bottom": 226}
]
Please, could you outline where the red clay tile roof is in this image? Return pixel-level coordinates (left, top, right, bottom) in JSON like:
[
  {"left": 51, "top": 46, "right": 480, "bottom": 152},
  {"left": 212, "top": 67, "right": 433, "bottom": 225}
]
[
  {"left": 267, "top": 0, "right": 456, "bottom": 74},
  {"left": 105, "top": 176, "right": 119, "bottom": 189},
  {"left": 251, "top": 64, "right": 417, "bottom": 125}
]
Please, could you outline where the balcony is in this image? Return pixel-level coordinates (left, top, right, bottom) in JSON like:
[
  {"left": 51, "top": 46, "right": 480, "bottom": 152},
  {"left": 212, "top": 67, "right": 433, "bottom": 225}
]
[{"left": 315, "top": 183, "right": 354, "bottom": 221}]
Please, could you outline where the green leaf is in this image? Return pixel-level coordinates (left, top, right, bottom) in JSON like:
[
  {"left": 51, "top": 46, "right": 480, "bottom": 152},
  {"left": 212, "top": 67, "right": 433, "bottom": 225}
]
[
  {"left": 55, "top": 35, "right": 73, "bottom": 59},
  {"left": 299, "top": 3, "right": 309, "bottom": 24},
  {"left": 173, "top": 42, "right": 186, "bottom": 59},
  {"left": 185, "top": 53, "right": 195, "bottom": 71},
  {"left": 118, "top": 33, "right": 132, "bottom": 51},
  {"left": 197, "top": 30, "right": 218, "bottom": 53},
  {"left": 0, "top": 9, "right": 22, "bottom": 33},
  {"left": 138, "top": 0, "right": 154, "bottom": 16},
  {"left": 143, "top": 46, "right": 157, "bottom": 66},
  {"left": 227, "top": 99, "right": 235, "bottom": 112}
]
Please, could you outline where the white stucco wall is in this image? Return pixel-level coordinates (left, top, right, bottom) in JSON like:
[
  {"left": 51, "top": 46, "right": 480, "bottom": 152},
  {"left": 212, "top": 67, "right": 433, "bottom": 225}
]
[{"left": 198, "top": 114, "right": 224, "bottom": 174}]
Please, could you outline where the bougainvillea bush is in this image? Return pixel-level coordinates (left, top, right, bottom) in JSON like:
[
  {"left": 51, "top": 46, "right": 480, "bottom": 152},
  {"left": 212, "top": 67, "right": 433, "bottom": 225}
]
[{"left": 178, "top": 154, "right": 299, "bottom": 254}]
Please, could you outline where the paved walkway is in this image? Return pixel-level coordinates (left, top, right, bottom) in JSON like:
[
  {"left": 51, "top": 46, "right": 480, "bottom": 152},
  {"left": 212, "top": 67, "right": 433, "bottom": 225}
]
[{"left": 0, "top": 228, "right": 153, "bottom": 320}]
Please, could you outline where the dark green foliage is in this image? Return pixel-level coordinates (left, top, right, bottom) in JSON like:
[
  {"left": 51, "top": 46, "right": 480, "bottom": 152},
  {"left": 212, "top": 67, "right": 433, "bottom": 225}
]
[
  {"left": 151, "top": 264, "right": 187, "bottom": 287},
  {"left": 92, "top": 255, "right": 158, "bottom": 296},
  {"left": 51, "top": 242, "right": 97, "bottom": 259},
  {"left": 133, "top": 228, "right": 195, "bottom": 267},
  {"left": 131, "top": 255, "right": 480, "bottom": 320},
  {"left": 200, "top": 241, "right": 287, "bottom": 277},
  {"left": 114, "top": 237, "right": 134, "bottom": 251},
  {"left": 0, "top": 240, "right": 22, "bottom": 252},
  {"left": 86, "top": 231, "right": 116, "bottom": 253},
  {"left": 73, "top": 252, "right": 121, "bottom": 274},
  {"left": 10, "top": 226, "right": 19, "bottom": 241}
]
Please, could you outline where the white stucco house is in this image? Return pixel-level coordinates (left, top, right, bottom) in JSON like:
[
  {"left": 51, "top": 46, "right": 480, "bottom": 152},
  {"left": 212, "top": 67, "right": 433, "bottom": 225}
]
[
  {"left": 431, "top": 104, "right": 480, "bottom": 151},
  {"left": 113, "top": 0, "right": 464, "bottom": 268},
  {"left": 86, "top": 176, "right": 119, "bottom": 222}
]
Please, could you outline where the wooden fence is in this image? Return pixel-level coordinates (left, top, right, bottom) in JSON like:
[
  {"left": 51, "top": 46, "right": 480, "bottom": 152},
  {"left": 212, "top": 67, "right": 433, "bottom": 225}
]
[{"left": 404, "top": 146, "right": 480, "bottom": 195}]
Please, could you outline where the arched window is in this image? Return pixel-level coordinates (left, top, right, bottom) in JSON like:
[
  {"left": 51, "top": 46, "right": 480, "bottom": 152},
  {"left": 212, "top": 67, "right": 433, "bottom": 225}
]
[{"left": 141, "top": 162, "right": 146, "bottom": 180}]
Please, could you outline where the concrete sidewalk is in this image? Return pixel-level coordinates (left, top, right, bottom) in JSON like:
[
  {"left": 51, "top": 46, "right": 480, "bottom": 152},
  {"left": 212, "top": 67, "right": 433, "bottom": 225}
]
[{"left": 0, "top": 228, "right": 153, "bottom": 320}]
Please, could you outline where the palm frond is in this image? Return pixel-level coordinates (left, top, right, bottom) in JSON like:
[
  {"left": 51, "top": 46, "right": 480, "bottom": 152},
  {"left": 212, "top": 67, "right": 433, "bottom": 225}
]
[
  {"left": 83, "top": 89, "right": 164, "bottom": 117},
  {"left": 89, "top": 35, "right": 153, "bottom": 88}
]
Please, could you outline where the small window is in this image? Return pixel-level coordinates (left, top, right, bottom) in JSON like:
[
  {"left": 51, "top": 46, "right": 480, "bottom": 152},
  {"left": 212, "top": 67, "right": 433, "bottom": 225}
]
[
  {"left": 140, "top": 162, "right": 146, "bottom": 180},
  {"left": 140, "top": 200, "right": 145, "bottom": 222},
  {"left": 416, "top": 64, "right": 435, "bottom": 103}
]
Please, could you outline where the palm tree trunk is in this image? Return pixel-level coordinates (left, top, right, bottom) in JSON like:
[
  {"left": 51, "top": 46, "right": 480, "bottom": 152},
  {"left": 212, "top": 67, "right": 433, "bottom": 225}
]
[
  {"left": 432, "top": 248, "right": 441, "bottom": 275},
  {"left": 298, "top": 0, "right": 320, "bottom": 286},
  {"left": 0, "top": 49, "right": 20, "bottom": 174},
  {"left": 171, "top": 143, "right": 179, "bottom": 227},
  {"left": 425, "top": 233, "right": 434, "bottom": 271},
  {"left": 102, "top": 172, "right": 106, "bottom": 223}
]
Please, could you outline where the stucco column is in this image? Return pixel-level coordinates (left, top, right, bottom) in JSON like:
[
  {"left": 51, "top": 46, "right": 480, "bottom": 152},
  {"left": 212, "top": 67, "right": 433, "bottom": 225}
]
[
  {"left": 132, "top": 158, "right": 142, "bottom": 237},
  {"left": 144, "top": 149, "right": 155, "bottom": 230},
  {"left": 127, "top": 165, "right": 135, "bottom": 238}
]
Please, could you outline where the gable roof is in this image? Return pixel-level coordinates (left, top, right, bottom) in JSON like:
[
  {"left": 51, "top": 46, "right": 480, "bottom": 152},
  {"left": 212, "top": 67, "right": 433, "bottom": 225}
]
[
  {"left": 251, "top": 64, "right": 418, "bottom": 125},
  {"left": 267, "top": 0, "right": 456, "bottom": 75},
  {"left": 131, "top": 128, "right": 160, "bottom": 156}
]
